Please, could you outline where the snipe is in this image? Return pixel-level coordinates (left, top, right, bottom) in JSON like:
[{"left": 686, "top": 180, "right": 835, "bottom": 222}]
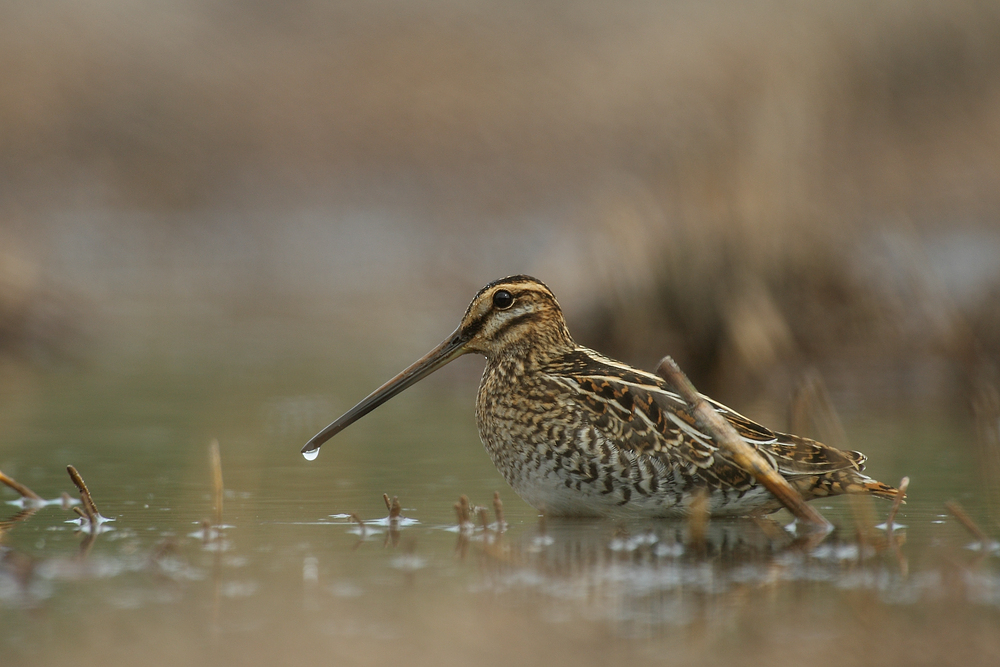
[{"left": 302, "top": 276, "right": 900, "bottom": 517}]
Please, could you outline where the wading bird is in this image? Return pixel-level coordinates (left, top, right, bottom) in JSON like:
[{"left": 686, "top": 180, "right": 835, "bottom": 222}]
[{"left": 301, "top": 276, "right": 900, "bottom": 517}]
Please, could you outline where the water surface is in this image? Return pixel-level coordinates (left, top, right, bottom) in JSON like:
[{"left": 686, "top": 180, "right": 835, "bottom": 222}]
[{"left": 1, "top": 315, "right": 998, "bottom": 667}]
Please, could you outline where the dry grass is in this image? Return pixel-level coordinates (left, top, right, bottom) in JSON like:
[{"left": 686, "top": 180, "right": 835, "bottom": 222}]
[
  {"left": 66, "top": 465, "right": 100, "bottom": 529},
  {"left": 0, "top": 1, "right": 995, "bottom": 209}
]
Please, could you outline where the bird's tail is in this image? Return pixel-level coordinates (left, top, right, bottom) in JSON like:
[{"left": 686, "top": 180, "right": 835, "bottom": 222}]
[
  {"left": 857, "top": 476, "right": 904, "bottom": 501},
  {"left": 793, "top": 470, "right": 904, "bottom": 502},
  {"left": 836, "top": 470, "right": 904, "bottom": 502}
]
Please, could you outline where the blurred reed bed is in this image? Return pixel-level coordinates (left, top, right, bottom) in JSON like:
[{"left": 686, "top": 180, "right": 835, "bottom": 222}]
[{"left": 0, "top": 0, "right": 997, "bottom": 414}]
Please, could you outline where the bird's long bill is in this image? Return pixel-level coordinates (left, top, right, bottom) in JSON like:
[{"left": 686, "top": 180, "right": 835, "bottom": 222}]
[{"left": 300, "top": 327, "right": 468, "bottom": 459}]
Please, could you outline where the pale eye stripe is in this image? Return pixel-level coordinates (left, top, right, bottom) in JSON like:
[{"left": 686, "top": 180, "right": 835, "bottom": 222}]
[{"left": 488, "top": 309, "right": 537, "bottom": 339}]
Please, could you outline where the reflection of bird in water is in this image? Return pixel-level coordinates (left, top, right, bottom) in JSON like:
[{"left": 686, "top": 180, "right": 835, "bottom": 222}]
[
  {"left": 469, "top": 517, "right": 885, "bottom": 634},
  {"left": 303, "top": 276, "right": 901, "bottom": 517},
  {"left": 505, "top": 517, "right": 793, "bottom": 572}
]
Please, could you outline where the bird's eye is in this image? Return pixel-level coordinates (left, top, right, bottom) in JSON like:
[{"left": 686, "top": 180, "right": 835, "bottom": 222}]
[{"left": 492, "top": 289, "right": 515, "bottom": 310}]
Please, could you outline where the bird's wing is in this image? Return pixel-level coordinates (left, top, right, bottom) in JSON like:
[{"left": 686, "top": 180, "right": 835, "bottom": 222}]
[{"left": 547, "top": 349, "right": 863, "bottom": 488}]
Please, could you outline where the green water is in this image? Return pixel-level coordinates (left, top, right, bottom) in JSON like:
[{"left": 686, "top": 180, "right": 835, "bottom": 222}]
[{"left": 1, "top": 316, "right": 998, "bottom": 667}]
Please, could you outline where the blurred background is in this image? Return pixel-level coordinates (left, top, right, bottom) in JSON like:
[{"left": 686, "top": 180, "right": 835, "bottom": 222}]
[
  {"left": 2, "top": 0, "right": 999, "bottom": 416},
  {"left": 3, "top": 3, "right": 1000, "bottom": 664}
]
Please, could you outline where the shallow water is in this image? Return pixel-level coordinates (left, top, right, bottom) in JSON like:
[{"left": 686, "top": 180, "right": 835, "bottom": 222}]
[{"left": 1, "top": 315, "right": 998, "bottom": 667}]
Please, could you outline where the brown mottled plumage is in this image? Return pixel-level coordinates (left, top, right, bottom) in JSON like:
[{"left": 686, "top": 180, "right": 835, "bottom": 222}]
[{"left": 302, "top": 276, "right": 901, "bottom": 517}]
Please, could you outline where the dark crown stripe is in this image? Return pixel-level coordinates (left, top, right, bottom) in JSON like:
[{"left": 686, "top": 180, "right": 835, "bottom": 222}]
[{"left": 479, "top": 275, "right": 549, "bottom": 292}]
